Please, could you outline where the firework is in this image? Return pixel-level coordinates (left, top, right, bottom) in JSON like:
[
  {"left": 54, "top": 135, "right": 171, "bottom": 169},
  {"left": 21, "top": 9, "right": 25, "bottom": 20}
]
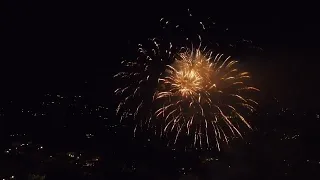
[{"left": 114, "top": 10, "right": 259, "bottom": 150}]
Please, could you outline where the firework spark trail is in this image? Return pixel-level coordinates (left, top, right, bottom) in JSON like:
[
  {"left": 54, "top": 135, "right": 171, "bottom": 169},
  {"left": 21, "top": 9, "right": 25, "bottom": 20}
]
[{"left": 114, "top": 10, "right": 260, "bottom": 150}]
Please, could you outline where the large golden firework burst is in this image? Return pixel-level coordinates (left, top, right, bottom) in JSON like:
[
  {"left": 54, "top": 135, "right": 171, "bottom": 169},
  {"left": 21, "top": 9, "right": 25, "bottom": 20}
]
[
  {"left": 153, "top": 47, "right": 259, "bottom": 150},
  {"left": 114, "top": 11, "right": 260, "bottom": 150}
]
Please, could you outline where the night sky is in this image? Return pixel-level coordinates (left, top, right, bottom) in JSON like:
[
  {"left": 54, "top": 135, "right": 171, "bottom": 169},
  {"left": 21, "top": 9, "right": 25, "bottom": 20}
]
[
  {"left": 1, "top": 1, "right": 320, "bottom": 179},
  {"left": 2, "top": 3, "right": 319, "bottom": 109}
]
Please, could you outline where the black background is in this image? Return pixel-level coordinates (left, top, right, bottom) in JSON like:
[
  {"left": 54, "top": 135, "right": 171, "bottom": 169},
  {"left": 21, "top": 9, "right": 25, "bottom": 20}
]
[{"left": 2, "top": 2, "right": 320, "bottom": 110}]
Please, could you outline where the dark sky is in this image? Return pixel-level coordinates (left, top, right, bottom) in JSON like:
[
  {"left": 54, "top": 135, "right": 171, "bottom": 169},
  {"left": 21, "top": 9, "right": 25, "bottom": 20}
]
[{"left": 1, "top": 2, "right": 320, "bottom": 110}]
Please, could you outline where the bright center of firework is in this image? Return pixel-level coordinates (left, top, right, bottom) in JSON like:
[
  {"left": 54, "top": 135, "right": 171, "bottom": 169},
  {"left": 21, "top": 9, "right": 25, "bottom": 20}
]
[
  {"left": 159, "top": 49, "right": 212, "bottom": 99},
  {"left": 175, "top": 68, "right": 202, "bottom": 97}
]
